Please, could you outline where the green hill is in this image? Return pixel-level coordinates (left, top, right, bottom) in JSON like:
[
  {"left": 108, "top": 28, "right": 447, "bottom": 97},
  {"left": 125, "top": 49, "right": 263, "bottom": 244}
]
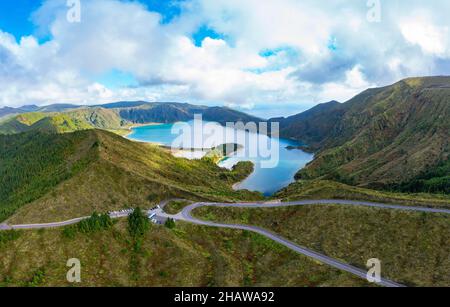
[
  {"left": 0, "top": 112, "right": 47, "bottom": 134},
  {"left": 274, "top": 180, "right": 450, "bottom": 208},
  {"left": 116, "top": 102, "right": 261, "bottom": 125},
  {"left": 0, "top": 108, "right": 127, "bottom": 135},
  {"left": 276, "top": 77, "right": 450, "bottom": 192},
  {"left": 193, "top": 203, "right": 450, "bottom": 287},
  {"left": 0, "top": 105, "right": 39, "bottom": 119},
  {"left": 0, "top": 220, "right": 368, "bottom": 287},
  {"left": 1, "top": 129, "right": 260, "bottom": 224},
  {"left": 271, "top": 100, "right": 346, "bottom": 149},
  {"left": 0, "top": 128, "right": 369, "bottom": 288},
  {"left": 0, "top": 101, "right": 261, "bottom": 135},
  {"left": 32, "top": 108, "right": 125, "bottom": 133}
]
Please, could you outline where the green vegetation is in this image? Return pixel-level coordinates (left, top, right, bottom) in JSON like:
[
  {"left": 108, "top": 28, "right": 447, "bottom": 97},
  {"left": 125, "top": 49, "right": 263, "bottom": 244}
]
[
  {"left": 63, "top": 213, "right": 113, "bottom": 239},
  {"left": 193, "top": 204, "right": 450, "bottom": 287},
  {"left": 0, "top": 112, "right": 47, "bottom": 134},
  {"left": 0, "top": 220, "right": 368, "bottom": 287},
  {"left": 117, "top": 102, "right": 261, "bottom": 126},
  {"left": 278, "top": 77, "right": 450, "bottom": 192},
  {"left": 165, "top": 218, "right": 176, "bottom": 229},
  {"left": 3, "top": 129, "right": 261, "bottom": 225},
  {"left": 276, "top": 100, "right": 345, "bottom": 149},
  {"left": 0, "top": 108, "right": 129, "bottom": 136},
  {"left": 0, "top": 131, "right": 98, "bottom": 222},
  {"left": 2, "top": 91, "right": 449, "bottom": 287},
  {"left": 0, "top": 230, "right": 21, "bottom": 246},
  {"left": 26, "top": 268, "right": 46, "bottom": 287},
  {"left": 78, "top": 213, "right": 113, "bottom": 233},
  {"left": 164, "top": 200, "right": 191, "bottom": 215},
  {"left": 275, "top": 180, "right": 450, "bottom": 208},
  {"left": 127, "top": 208, "right": 151, "bottom": 280},
  {"left": 128, "top": 208, "right": 150, "bottom": 238},
  {"left": 0, "top": 102, "right": 261, "bottom": 136},
  {"left": 204, "top": 143, "right": 242, "bottom": 164},
  {"left": 389, "top": 159, "right": 450, "bottom": 194},
  {"left": 219, "top": 161, "right": 254, "bottom": 183}
]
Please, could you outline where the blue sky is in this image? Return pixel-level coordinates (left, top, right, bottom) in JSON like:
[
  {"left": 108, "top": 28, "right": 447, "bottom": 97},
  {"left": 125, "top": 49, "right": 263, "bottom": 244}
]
[
  {"left": 1, "top": 0, "right": 450, "bottom": 117},
  {"left": 0, "top": 0, "right": 42, "bottom": 39},
  {"left": 0, "top": 1, "right": 182, "bottom": 36}
]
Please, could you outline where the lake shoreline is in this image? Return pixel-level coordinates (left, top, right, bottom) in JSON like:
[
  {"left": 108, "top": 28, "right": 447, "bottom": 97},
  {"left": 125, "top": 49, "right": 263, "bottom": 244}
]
[
  {"left": 123, "top": 123, "right": 163, "bottom": 138},
  {"left": 126, "top": 122, "right": 314, "bottom": 196}
]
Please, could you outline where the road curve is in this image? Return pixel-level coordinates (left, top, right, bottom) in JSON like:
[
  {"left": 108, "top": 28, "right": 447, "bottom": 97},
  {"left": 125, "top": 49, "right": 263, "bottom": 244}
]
[
  {"left": 156, "top": 199, "right": 450, "bottom": 288},
  {"left": 2, "top": 199, "right": 449, "bottom": 287}
]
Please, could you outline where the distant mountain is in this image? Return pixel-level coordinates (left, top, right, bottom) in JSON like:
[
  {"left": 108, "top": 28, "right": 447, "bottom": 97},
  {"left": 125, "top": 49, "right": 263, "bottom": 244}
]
[
  {"left": 280, "top": 76, "right": 450, "bottom": 192},
  {"left": 0, "top": 105, "right": 39, "bottom": 119},
  {"left": 116, "top": 102, "right": 261, "bottom": 125},
  {"left": 93, "top": 101, "right": 149, "bottom": 109},
  {"left": 118, "top": 103, "right": 195, "bottom": 123},
  {"left": 18, "top": 105, "right": 40, "bottom": 112},
  {"left": 270, "top": 100, "right": 345, "bottom": 148},
  {"left": 37, "top": 104, "right": 81, "bottom": 113},
  {"left": 0, "top": 102, "right": 261, "bottom": 135},
  {"left": 0, "top": 112, "right": 48, "bottom": 134},
  {"left": 201, "top": 106, "right": 262, "bottom": 125},
  {"left": 0, "top": 107, "right": 19, "bottom": 118},
  {"left": 0, "top": 104, "right": 79, "bottom": 120},
  {"left": 0, "top": 108, "right": 123, "bottom": 135},
  {"left": 30, "top": 108, "right": 124, "bottom": 134}
]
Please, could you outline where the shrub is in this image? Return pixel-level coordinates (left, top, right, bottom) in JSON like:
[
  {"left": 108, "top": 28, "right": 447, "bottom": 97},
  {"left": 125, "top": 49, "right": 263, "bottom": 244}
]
[
  {"left": 77, "top": 212, "right": 113, "bottom": 234},
  {"left": 62, "top": 212, "right": 113, "bottom": 238},
  {"left": 0, "top": 230, "right": 21, "bottom": 246},
  {"left": 128, "top": 208, "right": 150, "bottom": 238},
  {"left": 165, "top": 218, "right": 176, "bottom": 229}
]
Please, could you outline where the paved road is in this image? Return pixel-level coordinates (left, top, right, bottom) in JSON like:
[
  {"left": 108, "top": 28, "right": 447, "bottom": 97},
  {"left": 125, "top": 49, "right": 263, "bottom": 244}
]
[
  {"left": 3, "top": 212, "right": 134, "bottom": 230},
  {"left": 2, "top": 199, "right": 449, "bottom": 287},
  {"left": 155, "top": 199, "right": 450, "bottom": 288},
  {"left": 5, "top": 216, "right": 90, "bottom": 230},
  {"left": 0, "top": 223, "right": 11, "bottom": 230}
]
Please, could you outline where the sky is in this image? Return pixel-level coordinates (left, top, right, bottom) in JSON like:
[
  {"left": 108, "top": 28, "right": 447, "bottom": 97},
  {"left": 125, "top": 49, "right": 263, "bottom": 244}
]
[{"left": 1, "top": 0, "right": 450, "bottom": 117}]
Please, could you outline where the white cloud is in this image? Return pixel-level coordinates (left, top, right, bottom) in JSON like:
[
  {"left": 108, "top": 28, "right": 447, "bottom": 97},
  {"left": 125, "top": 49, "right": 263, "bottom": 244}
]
[
  {"left": 1, "top": 0, "right": 450, "bottom": 112},
  {"left": 400, "top": 13, "right": 450, "bottom": 57},
  {"left": 319, "top": 65, "right": 374, "bottom": 102}
]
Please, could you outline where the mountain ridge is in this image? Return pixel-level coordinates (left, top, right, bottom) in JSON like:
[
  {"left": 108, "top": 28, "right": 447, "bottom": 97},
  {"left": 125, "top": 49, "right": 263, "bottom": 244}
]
[
  {"left": 1, "top": 129, "right": 261, "bottom": 224},
  {"left": 0, "top": 101, "right": 261, "bottom": 135},
  {"left": 275, "top": 76, "right": 450, "bottom": 191}
]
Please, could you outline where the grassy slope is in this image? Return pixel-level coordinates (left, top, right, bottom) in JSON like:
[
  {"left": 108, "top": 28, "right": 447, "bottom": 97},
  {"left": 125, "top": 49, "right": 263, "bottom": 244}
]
[
  {"left": 5, "top": 130, "right": 261, "bottom": 224},
  {"left": 292, "top": 77, "right": 450, "bottom": 190},
  {"left": 0, "top": 102, "right": 263, "bottom": 137},
  {"left": 0, "top": 220, "right": 368, "bottom": 287},
  {"left": 0, "top": 112, "right": 47, "bottom": 134},
  {"left": 390, "top": 159, "right": 450, "bottom": 194},
  {"left": 164, "top": 200, "right": 192, "bottom": 215},
  {"left": 275, "top": 180, "right": 450, "bottom": 208},
  {"left": 275, "top": 100, "right": 346, "bottom": 149},
  {"left": 0, "top": 108, "right": 128, "bottom": 135},
  {"left": 117, "top": 102, "right": 261, "bottom": 125},
  {"left": 193, "top": 205, "right": 450, "bottom": 287},
  {"left": 0, "top": 131, "right": 98, "bottom": 222}
]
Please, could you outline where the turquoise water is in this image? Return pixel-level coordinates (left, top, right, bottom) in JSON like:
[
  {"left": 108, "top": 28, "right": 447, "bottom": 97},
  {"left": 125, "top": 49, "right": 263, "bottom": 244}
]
[{"left": 128, "top": 122, "right": 314, "bottom": 196}]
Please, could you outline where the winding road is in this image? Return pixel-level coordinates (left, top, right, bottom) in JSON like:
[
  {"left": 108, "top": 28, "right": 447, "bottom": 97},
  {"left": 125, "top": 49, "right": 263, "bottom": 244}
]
[{"left": 2, "top": 199, "right": 450, "bottom": 287}]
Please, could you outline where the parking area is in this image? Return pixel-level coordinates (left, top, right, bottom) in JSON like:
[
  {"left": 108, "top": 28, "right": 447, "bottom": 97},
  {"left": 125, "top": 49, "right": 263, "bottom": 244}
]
[
  {"left": 147, "top": 206, "right": 166, "bottom": 225},
  {"left": 109, "top": 209, "right": 134, "bottom": 218},
  {"left": 107, "top": 206, "right": 167, "bottom": 225}
]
